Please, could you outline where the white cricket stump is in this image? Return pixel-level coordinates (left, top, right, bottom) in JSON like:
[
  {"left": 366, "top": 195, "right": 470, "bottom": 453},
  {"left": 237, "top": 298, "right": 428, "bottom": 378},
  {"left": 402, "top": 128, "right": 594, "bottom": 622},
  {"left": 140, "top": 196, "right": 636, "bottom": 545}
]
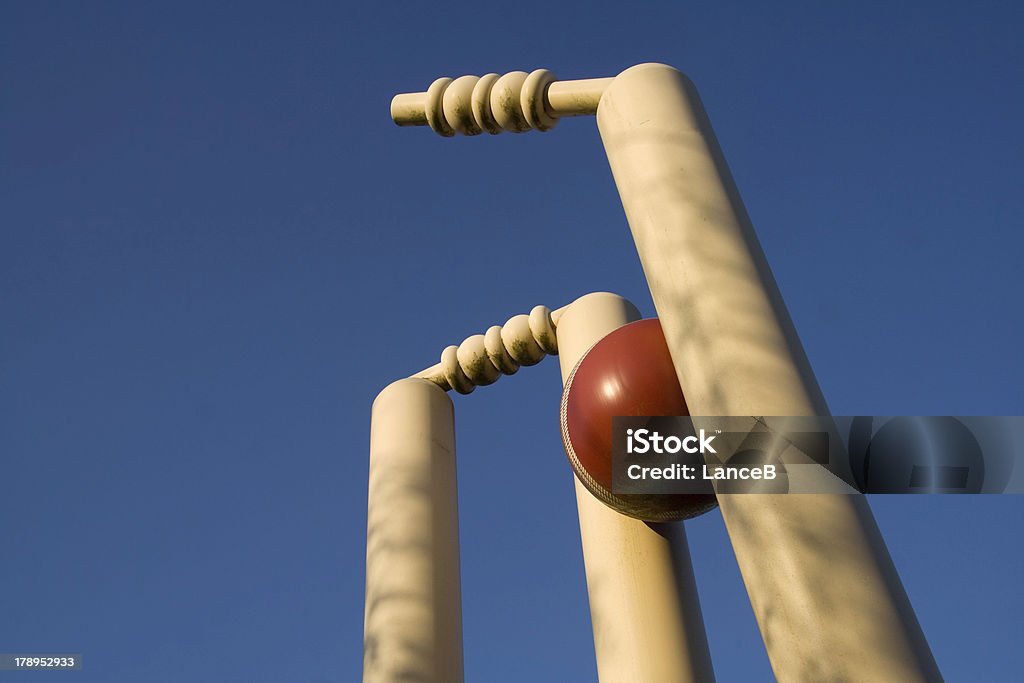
[
  {"left": 364, "top": 378, "right": 463, "bottom": 683},
  {"left": 556, "top": 292, "right": 716, "bottom": 683},
  {"left": 597, "top": 63, "right": 943, "bottom": 682}
]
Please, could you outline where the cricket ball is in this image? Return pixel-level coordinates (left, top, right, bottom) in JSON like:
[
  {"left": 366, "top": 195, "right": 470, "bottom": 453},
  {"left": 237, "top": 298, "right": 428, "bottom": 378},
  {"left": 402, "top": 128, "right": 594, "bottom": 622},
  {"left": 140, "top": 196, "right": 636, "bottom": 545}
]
[{"left": 560, "top": 318, "right": 718, "bottom": 521}]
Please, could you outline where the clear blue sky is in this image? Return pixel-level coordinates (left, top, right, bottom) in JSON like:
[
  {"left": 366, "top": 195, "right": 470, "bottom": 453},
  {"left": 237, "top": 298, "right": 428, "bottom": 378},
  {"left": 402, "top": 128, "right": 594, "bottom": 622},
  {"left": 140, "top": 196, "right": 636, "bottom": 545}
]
[{"left": 2, "top": 2, "right": 1022, "bottom": 681}]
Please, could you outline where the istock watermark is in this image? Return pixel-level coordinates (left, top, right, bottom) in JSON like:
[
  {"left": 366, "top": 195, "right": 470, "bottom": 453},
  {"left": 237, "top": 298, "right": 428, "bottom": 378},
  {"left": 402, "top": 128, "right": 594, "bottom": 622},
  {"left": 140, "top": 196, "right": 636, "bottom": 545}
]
[{"left": 612, "top": 416, "right": 1024, "bottom": 495}]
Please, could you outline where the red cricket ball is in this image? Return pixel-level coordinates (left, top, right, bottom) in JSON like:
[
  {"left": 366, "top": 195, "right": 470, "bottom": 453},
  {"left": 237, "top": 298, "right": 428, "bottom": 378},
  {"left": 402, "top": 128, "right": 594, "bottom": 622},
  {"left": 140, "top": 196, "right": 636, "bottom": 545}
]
[{"left": 560, "top": 318, "right": 718, "bottom": 521}]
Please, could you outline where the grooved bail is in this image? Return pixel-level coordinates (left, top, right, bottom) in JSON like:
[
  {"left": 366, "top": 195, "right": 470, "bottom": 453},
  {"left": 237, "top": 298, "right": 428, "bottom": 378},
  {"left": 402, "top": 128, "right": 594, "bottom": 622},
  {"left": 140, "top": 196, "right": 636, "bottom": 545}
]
[
  {"left": 420, "top": 305, "right": 559, "bottom": 394},
  {"left": 392, "top": 68, "right": 607, "bottom": 137}
]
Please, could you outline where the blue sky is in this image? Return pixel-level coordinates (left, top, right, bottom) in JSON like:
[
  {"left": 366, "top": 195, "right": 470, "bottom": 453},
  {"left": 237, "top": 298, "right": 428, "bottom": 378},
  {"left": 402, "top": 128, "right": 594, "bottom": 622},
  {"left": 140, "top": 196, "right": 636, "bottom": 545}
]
[{"left": 1, "top": 1, "right": 1022, "bottom": 681}]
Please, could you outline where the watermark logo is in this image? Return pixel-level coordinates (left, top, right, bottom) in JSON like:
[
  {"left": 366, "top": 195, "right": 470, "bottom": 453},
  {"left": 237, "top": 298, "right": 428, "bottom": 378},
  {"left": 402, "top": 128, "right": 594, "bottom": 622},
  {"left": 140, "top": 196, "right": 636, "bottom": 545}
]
[
  {"left": 612, "top": 416, "right": 1023, "bottom": 495},
  {"left": 626, "top": 428, "right": 717, "bottom": 454}
]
